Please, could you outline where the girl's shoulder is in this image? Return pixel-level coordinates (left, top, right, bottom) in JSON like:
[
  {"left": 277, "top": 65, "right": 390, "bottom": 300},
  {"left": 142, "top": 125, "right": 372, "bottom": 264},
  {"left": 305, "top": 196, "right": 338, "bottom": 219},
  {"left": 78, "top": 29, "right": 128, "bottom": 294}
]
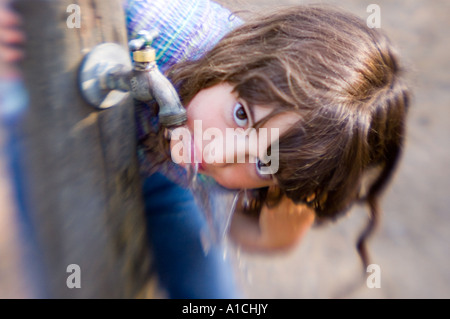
[{"left": 125, "top": 0, "right": 243, "bottom": 72}]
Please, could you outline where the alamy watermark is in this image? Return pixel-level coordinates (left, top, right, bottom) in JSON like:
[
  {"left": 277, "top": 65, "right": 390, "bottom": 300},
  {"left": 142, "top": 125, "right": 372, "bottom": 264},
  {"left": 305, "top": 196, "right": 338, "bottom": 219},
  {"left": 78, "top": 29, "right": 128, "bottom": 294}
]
[
  {"left": 66, "top": 3, "right": 381, "bottom": 31},
  {"left": 170, "top": 121, "right": 280, "bottom": 175},
  {"left": 366, "top": 264, "right": 381, "bottom": 288},
  {"left": 65, "top": 262, "right": 380, "bottom": 290},
  {"left": 66, "top": 264, "right": 81, "bottom": 289},
  {"left": 66, "top": 4, "right": 81, "bottom": 29},
  {"left": 367, "top": 4, "right": 381, "bottom": 29}
]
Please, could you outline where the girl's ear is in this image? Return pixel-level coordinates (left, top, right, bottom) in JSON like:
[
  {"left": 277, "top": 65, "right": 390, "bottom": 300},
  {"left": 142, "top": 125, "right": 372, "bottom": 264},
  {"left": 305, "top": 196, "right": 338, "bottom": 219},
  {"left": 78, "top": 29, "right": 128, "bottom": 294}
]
[
  {"left": 265, "top": 184, "right": 283, "bottom": 207},
  {"left": 259, "top": 195, "right": 316, "bottom": 251},
  {"left": 229, "top": 194, "right": 315, "bottom": 253}
]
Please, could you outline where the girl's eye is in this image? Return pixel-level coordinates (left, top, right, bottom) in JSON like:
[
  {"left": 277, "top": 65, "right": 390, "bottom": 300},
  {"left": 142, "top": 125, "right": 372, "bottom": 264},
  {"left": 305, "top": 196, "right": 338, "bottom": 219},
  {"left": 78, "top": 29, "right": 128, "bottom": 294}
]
[
  {"left": 233, "top": 102, "right": 248, "bottom": 127},
  {"left": 256, "top": 158, "right": 272, "bottom": 180}
]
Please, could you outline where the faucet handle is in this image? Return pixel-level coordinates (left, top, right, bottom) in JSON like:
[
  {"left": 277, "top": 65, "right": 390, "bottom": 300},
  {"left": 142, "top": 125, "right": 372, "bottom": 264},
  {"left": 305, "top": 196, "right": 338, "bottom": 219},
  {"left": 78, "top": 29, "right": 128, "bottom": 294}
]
[{"left": 128, "top": 29, "right": 160, "bottom": 52}]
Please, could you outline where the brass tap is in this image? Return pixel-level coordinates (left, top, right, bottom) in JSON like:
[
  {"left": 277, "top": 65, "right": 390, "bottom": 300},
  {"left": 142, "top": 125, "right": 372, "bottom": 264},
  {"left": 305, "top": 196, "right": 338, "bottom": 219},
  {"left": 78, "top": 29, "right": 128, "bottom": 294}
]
[{"left": 79, "top": 30, "right": 187, "bottom": 128}]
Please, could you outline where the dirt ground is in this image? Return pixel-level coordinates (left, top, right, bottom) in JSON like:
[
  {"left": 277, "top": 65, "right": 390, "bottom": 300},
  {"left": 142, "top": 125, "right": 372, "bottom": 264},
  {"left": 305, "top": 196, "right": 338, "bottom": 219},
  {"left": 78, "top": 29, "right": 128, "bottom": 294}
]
[{"left": 216, "top": 0, "right": 450, "bottom": 298}]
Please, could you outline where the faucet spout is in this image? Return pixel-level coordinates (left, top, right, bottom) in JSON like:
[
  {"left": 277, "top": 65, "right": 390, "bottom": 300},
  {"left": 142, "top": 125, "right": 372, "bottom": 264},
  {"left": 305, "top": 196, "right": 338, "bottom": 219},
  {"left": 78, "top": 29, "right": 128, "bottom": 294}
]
[
  {"left": 148, "top": 67, "right": 187, "bottom": 128},
  {"left": 130, "top": 30, "right": 187, "bottom": 128},
  {"left": 132, "top": 61, "right": 187, "bottom": 128}
]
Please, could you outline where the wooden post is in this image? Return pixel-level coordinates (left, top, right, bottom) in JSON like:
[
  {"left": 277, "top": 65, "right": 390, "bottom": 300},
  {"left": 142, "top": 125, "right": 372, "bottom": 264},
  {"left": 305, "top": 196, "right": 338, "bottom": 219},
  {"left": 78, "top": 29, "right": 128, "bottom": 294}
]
[{"left": 12, "top": 0, "right": 153, "bottom": 298}]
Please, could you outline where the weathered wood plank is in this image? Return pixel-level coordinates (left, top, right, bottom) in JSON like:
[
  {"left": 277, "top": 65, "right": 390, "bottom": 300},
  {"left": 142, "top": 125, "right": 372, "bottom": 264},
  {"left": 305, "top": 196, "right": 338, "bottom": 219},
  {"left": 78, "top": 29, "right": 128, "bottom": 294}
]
[{"left": 12, "top": 0, "right": 152, "bottom": 298}]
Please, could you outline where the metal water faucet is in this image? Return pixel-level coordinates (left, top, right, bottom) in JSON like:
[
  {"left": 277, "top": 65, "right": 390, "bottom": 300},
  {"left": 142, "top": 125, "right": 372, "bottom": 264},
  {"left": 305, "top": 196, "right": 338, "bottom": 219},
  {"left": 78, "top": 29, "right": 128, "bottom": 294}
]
[{"left": 79, "top": 30, "right": 187, "bottom": 128}]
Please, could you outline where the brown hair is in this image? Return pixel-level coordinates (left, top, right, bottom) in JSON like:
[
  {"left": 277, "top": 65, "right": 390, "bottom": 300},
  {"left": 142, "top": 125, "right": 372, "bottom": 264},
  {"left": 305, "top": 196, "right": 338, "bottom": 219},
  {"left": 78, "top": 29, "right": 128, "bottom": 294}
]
[{"left": 166, "top": 5, "right": 410, "bottom": 267}]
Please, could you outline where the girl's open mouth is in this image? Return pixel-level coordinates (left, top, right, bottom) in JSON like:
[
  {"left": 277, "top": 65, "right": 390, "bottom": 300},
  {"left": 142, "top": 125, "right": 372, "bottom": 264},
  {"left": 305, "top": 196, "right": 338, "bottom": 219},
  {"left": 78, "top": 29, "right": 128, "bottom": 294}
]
[{"left": 191, "top": 136, "right": 205, "bottom": 172}]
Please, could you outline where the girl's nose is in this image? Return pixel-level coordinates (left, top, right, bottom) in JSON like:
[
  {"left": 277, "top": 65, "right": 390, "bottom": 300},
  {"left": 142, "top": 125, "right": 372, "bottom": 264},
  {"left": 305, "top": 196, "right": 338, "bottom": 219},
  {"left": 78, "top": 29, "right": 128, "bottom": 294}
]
[{"left": 202, "top": 133, "right": 252, "bottom": 166}]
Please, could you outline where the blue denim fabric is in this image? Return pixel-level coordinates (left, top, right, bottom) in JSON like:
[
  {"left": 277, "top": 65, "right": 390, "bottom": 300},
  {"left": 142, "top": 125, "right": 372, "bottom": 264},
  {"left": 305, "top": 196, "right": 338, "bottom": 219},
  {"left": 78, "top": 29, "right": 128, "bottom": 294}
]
[{"left": 142, "top": 172, "right": 239, "bottom": 299}]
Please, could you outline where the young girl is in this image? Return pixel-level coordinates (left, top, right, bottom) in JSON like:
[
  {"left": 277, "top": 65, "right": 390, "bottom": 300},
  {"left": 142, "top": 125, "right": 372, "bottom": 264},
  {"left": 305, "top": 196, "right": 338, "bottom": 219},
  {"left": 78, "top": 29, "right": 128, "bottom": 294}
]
[
  {"left": 127, "top": 0, "right": 410, "bottom": 297},
  {"left": 129, "top": 0, "right": 409, "bottom": 259},
  {"left": 2, "top": 0, "right": 409, "bottom": 298}
]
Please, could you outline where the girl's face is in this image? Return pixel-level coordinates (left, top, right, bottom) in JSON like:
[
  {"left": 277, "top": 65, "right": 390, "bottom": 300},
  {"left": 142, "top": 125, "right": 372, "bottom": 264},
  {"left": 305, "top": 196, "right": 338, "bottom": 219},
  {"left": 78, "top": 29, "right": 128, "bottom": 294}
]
[{"left": 171, "top": 83, "right": 299, "bottom": 190}]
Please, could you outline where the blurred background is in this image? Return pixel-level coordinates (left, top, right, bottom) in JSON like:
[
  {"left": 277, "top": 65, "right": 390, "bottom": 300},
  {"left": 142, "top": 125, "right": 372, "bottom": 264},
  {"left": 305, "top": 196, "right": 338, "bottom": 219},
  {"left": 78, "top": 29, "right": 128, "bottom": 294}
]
[
  {"left": 1, "top": 0, "right": 449, "bottom": 298},
  {"left": 217, "top": 0, "right": 450, "bottom": 298}
]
